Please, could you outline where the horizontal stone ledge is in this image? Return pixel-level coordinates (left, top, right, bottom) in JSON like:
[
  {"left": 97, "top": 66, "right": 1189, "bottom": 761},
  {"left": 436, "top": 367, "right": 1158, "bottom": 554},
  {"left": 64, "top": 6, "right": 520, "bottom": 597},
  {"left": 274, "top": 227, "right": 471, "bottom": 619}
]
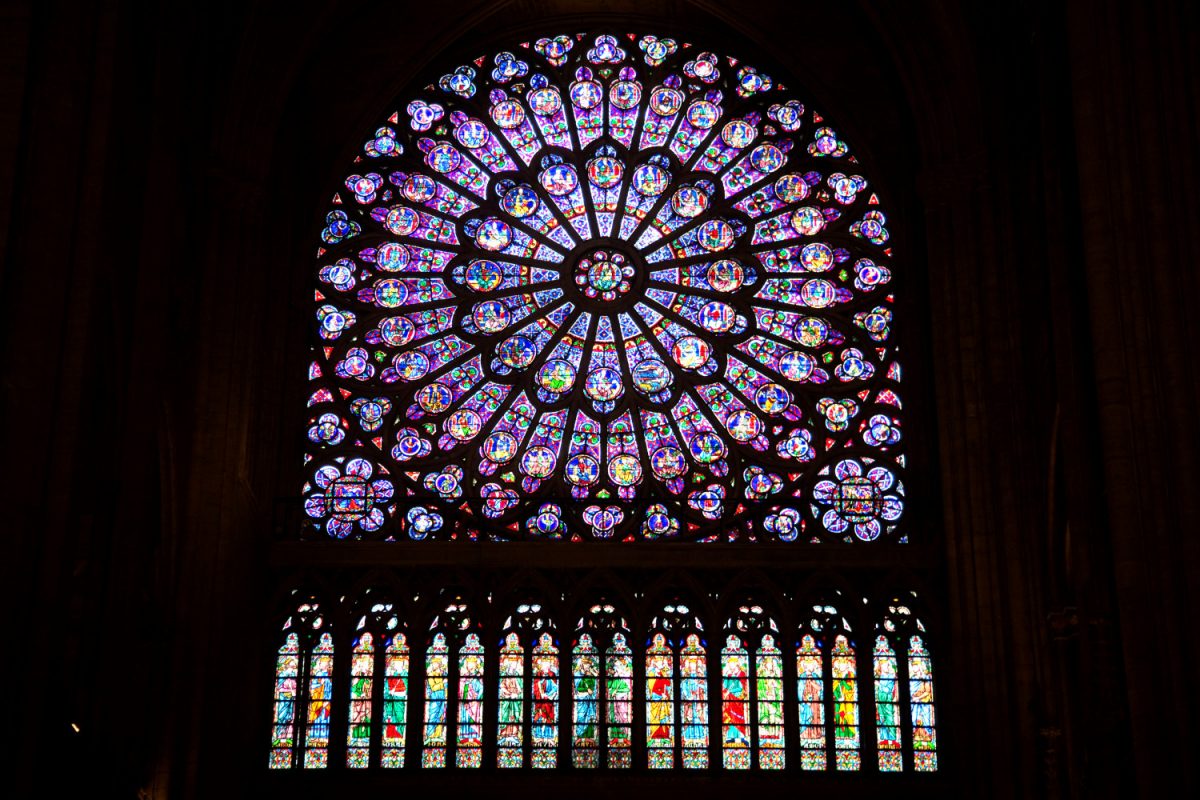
[{"left": 268, "top": 541, "right": 941, "bottom": 569}]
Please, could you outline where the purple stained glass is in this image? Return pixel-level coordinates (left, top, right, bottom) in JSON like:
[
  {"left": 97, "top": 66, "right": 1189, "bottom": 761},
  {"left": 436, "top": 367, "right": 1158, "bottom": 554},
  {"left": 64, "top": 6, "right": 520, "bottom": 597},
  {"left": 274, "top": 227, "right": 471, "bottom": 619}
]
[{"left": 304, "top": 31, "right": 905, "bottom": 543}]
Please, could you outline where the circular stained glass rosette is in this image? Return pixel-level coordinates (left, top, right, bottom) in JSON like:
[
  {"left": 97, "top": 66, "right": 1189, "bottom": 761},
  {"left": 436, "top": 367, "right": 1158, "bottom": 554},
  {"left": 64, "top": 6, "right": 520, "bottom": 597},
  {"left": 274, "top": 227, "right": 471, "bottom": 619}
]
[{"left": 303, "top": 32, "right": 905, "bottom": 542}]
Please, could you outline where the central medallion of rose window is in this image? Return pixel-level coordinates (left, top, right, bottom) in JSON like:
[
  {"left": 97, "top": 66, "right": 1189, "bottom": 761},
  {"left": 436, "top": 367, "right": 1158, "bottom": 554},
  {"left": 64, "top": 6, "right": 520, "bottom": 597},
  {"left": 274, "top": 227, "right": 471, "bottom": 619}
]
[{"left": 575, "top": 249, "right": 634, "bottom": 301}]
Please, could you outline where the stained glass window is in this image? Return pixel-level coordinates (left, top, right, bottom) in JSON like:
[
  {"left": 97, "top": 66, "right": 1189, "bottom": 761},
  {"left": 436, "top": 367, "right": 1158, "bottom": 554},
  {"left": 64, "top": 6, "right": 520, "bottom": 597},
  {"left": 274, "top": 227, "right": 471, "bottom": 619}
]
[
  {"left": 605, "top": 633, "right": 634, "bottom": 767},
  {"left": 268, "top": 602, "right": 332, "bottom": 770},
  {"left": 381, "top": 632, "right": 409, "bottom": 767},
  {"left": 833, "top": 633, "right": 861, "bottom": 770},
  {"left": 645, "top": 633, "right": 675, "bottom": 767},
  {"left": 721, "top": 603, "right": 784, "bottom": 769},
  {"left": 495, "top": 602, "right": 559, "bottom": 767},
  {"left": 756, "top": 634, "right": 786, "bottom": 768},
  {"left": 796, "top": 633, "right": 825, "bottom": 770},
  {"left": 456, "top": 633, "right": 486, "bottom": 767},
  {"left": 909, "top": 636, "right": 938, "bottom": 772},
  {"left": 572, "top": 602, "right": 633, "bottom": 768},
  {"left": 680, "top": 633, "right": 710, "bottom": 768},
  {"left": 422, "top": 633, "right": 450, "bottom": 767},
  {"left": 794, "top": 602, "right": 861, "bottom": 771},
  {"left": 281, "top": 22, "right": 939, "bottom": 779},
  {"left": 268, "top": 633, "right": 301, "bottom": 769},
  {"left": 720, "top": 634, "right": 751, "bottom": 768},
  {"left": 873, "top": 635, "right": 902, "bottom": 771},
  {"left": 646, "top": 602, "right": 707, "bottom": 768},
  {"left": 572, "top": 632, "right": 600, "bottom": 766},
  {"left": 343, "top": 602, "right": 408, "bottom": 769},
  {"left": 875, "top": 600, "right": 939, "bottom": 772},
  {"left": 303, "top": 632, "right": 335, "bottom": 768},
  {"left": 347, "top": 632, "right": 375, "bottom": 767},
  {"left": 531, "top": 633, "right": 560, "bottom": 767},
  {"left": 303, "top": 31, "right": 905, "bottom": 545},
  {"left": 420, "top": 597, "right": 485, "bottom": 768},
  {"left": 497, "top": 632, "right": 524, "bottom": 766}
]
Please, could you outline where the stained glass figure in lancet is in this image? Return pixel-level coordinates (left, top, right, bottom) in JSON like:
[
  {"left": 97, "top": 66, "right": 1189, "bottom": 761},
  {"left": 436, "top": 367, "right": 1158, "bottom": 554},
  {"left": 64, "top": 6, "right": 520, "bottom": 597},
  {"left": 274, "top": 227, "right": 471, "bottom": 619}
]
[
  {"left": 756, "top": 634, "right": 786, "bottom": 768},
  {"left": 422, "top": 596, "right": 480, "bottom": 768},
  {"left": 832, "top": 632, "right": 861, "bottom": 771},
  {"left": 645, "top": 633, "right": 675, "bottom": 768},
  {"left": 680, "top": 633, "right": 710, "bottom": 767},
  {"left": 381, "top": 632, "right": 410, "bottom": 767},
  {"left": 572, "top": 632, "right": 601, "bottom": 766},
  {"left": 495, "top": 601, "right": 559, "bottom": 768},
  {"left": 573, "top": 601, "right": 634, "bottom": 768},
  {"left": 721, "top": 602, "right": 784, "bottom": 770},
  {"left": 796, "top": 632, "right": 825, "bottom": 770},
  {"left": 720, "top": 634, "right": 752, "bottom": 768},
  {"left": 645, "top": 601, "right": 708, "bottom": 768},
  {"left": 496, "top": 632, "right": 525, "bottom": 766},
  {"left": 873, "top": 635, "right": 902, "bottom": 771},
  {"left": 303, "top": 31, "right": 906, "bottom": 544},
  {"left": 346, "top": 632, "right": 375, "bottom": 768},
  {"left": 796, "top": 601, "right": 860, "bottom": 771},
  {"left": 343, "top": 601, "right": 407, "bottom": 769},
  {"left": 456, "top": 636, "right": 486, "bottom": 767},
  {"left": 268, "top": 601, "right": 328, "bottom": 770},
  {"left": 875, "top": 599, "right": 939, "bottom": 772},
  {"left": 605, "top": 632, "right": 635, "bottom": 767},
  {"left": 909, "top": 635, "right": 938, "bottom": 772},
  {"left": 422, "top": 633, "right": 450, "bottom": 767},
  {"left": 303, "top": 632, "right": 335, "bottom": 768},
  {"left": 530, "top": 632, "right": 561, "bottom": 767},
  {"left": 268, "top": 633, "right": 301, "bottom": 769}
]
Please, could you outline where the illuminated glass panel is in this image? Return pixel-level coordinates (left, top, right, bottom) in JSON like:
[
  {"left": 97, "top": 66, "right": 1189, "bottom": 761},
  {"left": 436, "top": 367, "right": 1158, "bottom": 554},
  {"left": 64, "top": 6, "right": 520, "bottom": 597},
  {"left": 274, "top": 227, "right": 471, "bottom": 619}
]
[
  {"left": 874, "top": 635, "right": 902, "bottom": 771},
  {"left": 605, "top": 633, "right": 633, "bottom": 768},
  {"left": 572, "top": 633, "right": 600, "bottom": 767},
  {"left": 909, "top": 635, "right": 938, "bottom": 772},
  {"left": 796, "top": 633, "right": 826, "bottom": 770},
  {"left": 457, "top": 633, "right": 486, "bottom": 768},
  {"left": 347, "top": 632, "right": 375, "bottom": 767},
  {"left": 531, "top": 632, "right": 560, "bottom": 767},
  {"left": 422, "top": 633, "right": 449, "bottom": 767},
  {"left": 832, "top": 634, "right": 860, "bottom": 771},
  {"left": 304, "top": 32, "right": 906, "bottom": 546},
  {"left": 680, "top": 633, "right": 709, "bottom": 768},
  {"left": 755, "top": 634, "right": 785, "bottom": 769},
  {"left": 268, "top": 633, "right": 300, "bottom": 769},
  {"left": 721, "top": 635, "right": 751, "bottom": 769},
  {"left": 645, "top": 633, "right": 674, "bottom": 768},
  {"left": 303, "top": 632, "right": 334, "bottom": 768},
  {"left": 497, "top": 632, "right": 524, "bottom": 767},
  {"left": 381, "top": 633, "right": 409, "bottom": 767}
]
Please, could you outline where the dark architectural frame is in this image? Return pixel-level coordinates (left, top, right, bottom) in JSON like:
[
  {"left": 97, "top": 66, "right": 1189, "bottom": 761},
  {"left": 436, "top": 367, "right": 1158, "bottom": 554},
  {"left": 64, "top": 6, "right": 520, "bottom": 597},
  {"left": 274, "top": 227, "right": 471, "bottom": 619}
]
[{"left": 8, "top": 1, "right": 1198, "bottom": 798}]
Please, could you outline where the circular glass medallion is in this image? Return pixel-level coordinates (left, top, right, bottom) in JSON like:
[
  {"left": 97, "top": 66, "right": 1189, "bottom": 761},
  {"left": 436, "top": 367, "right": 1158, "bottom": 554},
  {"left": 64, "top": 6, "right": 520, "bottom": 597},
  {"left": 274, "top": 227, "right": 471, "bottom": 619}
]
[
  {"left": 672, "top": 336, "right": 711, "bottom": 369},
  {"left": 632, "top": 359, "right": 673, "bottom": 393},
  {"left": 498, "top": 335, "right": 537, "bottom": 368},
  {"left": 537, "top": 359, "right": 576, "bottom": 393}
]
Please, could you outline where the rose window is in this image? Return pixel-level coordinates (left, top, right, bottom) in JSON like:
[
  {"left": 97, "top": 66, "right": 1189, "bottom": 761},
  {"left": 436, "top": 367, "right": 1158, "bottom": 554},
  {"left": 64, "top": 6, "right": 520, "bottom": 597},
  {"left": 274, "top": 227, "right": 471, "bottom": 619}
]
[{"left": 304, "top": 32, "right": 906, "bottom": 543}]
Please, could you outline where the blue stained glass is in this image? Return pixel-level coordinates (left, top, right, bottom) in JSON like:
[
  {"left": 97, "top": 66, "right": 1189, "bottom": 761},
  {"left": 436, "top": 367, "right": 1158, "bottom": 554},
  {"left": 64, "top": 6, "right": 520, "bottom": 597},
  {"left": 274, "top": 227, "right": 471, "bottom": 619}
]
[{"left": 305, "top": 30, "right": 905, "bottom": 543}]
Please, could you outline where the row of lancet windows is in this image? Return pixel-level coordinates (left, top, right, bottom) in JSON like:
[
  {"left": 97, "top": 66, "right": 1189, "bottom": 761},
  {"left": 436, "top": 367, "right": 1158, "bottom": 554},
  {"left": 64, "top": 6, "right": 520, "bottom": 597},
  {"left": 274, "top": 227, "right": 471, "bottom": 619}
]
[{"left": 269, "top": 594, "right": 936, "bottom": 773}]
